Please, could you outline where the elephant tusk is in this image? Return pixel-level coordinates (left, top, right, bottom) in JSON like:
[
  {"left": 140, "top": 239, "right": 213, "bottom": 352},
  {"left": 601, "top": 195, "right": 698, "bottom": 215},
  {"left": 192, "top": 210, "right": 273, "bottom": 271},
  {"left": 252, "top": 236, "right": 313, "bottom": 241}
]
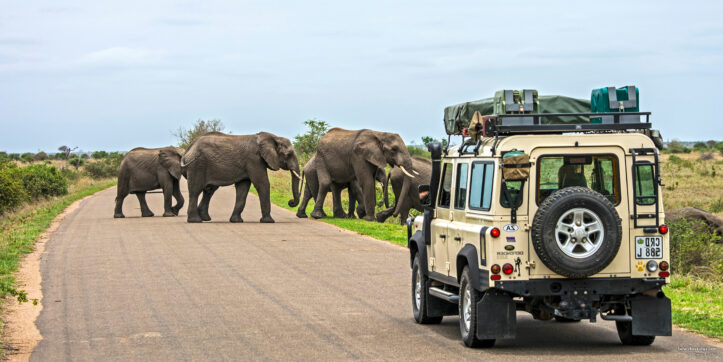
[
  {"left": 413, "top": 170, "right": 420, "bottom": 175},
  {"left": 400, "top": 166, "right": 415, "bottom": 178},
  {"left": 292, "top": 170, "right": 301, "bottom": 179}
]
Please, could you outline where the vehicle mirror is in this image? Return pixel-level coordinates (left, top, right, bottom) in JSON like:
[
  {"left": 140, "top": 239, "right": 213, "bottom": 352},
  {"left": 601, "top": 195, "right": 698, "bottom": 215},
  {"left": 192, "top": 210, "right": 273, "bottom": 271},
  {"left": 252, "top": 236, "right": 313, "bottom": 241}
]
[{"left": 418, "top": 184, "right": 431, "bottom": 207}]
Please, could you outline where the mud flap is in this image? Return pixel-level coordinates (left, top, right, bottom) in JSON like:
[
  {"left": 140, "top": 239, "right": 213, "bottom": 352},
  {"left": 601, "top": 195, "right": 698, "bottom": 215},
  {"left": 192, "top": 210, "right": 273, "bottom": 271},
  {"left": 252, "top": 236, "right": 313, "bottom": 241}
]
[
  {"left": 476, "top": 291, "right": 516, "bottom": 340},
  {"left": 631, "top": 295, "right": 672, "bottom": 336}
]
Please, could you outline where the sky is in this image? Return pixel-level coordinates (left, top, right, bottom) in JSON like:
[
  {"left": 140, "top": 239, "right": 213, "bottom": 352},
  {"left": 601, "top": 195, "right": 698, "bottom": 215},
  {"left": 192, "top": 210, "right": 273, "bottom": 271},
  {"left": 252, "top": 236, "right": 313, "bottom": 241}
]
[{"left": 1, "top": 0, "right": 722, "bottom": 153}]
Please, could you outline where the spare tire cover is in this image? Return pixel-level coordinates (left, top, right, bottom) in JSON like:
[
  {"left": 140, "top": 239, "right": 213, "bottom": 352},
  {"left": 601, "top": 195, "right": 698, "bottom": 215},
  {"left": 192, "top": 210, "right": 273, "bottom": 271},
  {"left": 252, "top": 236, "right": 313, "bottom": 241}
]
[{"left": 531, "top": 186, "right": 622, "bottom": 278}]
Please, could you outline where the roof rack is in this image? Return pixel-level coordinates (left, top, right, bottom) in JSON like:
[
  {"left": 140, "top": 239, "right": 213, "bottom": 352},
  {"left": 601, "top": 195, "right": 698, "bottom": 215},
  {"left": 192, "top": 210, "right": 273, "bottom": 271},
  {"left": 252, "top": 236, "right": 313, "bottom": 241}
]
[{"left": 482, "top": 112, "right": 651, "bottom": 136}]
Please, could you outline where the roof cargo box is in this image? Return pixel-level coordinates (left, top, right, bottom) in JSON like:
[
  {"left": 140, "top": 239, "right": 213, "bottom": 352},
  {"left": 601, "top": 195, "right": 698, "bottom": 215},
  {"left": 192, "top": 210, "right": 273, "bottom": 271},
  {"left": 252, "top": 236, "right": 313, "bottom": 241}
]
[
  {"left": 591, "top": 86, "right": 640, "bottom": 124},
  {"left": 493, "top": 89, "right": 539, "bottom": 126}
]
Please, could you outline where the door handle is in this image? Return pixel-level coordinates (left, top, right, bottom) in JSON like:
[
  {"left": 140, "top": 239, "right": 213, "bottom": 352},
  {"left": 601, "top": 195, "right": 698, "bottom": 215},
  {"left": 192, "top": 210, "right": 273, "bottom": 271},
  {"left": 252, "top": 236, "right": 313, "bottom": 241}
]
[
  {"left": 454, "top": 236, "right": 462, "bottom": 242},
  {"left": 439, "top": 235, "right": 446, "bottom": 239}
]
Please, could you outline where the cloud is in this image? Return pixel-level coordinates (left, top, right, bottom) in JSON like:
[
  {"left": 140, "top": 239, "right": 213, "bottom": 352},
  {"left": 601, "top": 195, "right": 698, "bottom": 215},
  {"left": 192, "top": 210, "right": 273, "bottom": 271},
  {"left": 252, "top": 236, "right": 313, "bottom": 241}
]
[
  {"left": 156, "top": 17, "right": 206, "bottom": 27},
  {"left": 78, "top": 47, "right": 165, "bottom": 67}
]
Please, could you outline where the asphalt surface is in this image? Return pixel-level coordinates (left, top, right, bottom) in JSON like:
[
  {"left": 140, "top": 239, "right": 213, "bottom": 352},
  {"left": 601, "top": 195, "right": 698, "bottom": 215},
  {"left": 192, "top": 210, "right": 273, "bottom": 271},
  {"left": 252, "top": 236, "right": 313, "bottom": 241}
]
[{"left": 32, "top": 181, "right": 720, "bottom": 361}]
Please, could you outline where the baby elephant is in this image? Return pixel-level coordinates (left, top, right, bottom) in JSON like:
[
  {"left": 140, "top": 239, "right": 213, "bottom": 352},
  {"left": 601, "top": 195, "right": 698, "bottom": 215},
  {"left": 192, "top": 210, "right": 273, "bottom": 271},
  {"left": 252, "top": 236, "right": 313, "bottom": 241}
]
[{"left": 114, "top": 146, "right": 185, "bottom": 218}]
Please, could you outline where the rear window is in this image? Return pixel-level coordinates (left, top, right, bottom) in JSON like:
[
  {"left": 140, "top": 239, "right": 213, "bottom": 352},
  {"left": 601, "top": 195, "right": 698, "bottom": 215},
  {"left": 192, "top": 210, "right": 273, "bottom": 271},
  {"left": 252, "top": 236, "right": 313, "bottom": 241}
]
[
  {"left": 537, "top": 155, "right": 619, "bottom": 204},
  {"left": 454, "top": 163, "right": 469, "bottom": 209},
  {"left": 634, "top": 164, "right": 656, "bottom": 205}
]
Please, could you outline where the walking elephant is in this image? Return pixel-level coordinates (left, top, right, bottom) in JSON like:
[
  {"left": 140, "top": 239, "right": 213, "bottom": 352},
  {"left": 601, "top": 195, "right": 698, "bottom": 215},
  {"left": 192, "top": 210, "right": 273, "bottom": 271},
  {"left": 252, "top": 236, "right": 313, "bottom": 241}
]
[
  {"left": 114, "top": 146, "right": 185, "bottom": 218},
  {"left": 377, "top": 156, "right": 432, "bottom": 224},
  {"left": 296, "top": 153, "right": 386, "bottom": 219},
  {"left": 181, "top": 131, "right": 301, "bottom": 223},
  {"left": 312, "top": 128, "right": 416, "bottom": 221}
]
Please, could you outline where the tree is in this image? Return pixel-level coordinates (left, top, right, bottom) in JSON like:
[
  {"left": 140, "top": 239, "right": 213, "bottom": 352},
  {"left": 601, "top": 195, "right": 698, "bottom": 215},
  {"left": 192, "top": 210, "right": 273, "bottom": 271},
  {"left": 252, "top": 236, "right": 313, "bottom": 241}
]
[
  {"left": 693, "top": 142, "right": 708, "bottom": 150},
  {"left": 706, "top": 140, "right": 717, "bottom": 149},
  {"left": 173, "top": 119, "right": 225, "bottom": 149},
  {"left": 68, "top": 157, "right": 84, "bottom": 170},
  {"left": 20, "top": 153, "right": 34, "bottom": 163},
  {"left": 57, "top": 145, "right": 77, "bottom": 160},
  {"left": 80, "top": 153, "right": 89, "bottom": 159},
  {"left": 293, "top": 119, "right": 330, "bottom": 158},
  {"left": 34, "top": 151, "right": 48, "bottom": 161},
  {"left": 8, "top": 153, "right": 20, "bottom": 161},
  {"left": 92, "top": 150, "right": 108, "bottom": 159}
]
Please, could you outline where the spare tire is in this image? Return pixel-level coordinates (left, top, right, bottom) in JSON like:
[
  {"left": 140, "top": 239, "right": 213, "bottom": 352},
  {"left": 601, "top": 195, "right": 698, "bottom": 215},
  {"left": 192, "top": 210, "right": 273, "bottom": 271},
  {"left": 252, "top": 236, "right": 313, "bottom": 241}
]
[{"left": 531, "top": 187, "right": 622, "bottom": 278}]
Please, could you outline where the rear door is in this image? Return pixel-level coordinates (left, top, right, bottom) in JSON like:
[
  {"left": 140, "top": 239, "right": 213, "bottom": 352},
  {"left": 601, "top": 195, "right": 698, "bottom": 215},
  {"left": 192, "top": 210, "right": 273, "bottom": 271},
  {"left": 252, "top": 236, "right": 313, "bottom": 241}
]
[{"left": 447, "top": 161, "right": 469, "bottom": 279}]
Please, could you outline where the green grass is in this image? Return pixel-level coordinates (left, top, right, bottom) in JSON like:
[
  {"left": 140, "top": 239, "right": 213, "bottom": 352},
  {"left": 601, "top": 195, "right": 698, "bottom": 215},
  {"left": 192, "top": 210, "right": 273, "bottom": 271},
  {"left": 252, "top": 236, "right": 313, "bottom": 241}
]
[
  {"left": 664, "top": 276, "right": 723, "bottom": 339},
  {"left": 0, "top": 179, "right": 117, "bottom": 301}
]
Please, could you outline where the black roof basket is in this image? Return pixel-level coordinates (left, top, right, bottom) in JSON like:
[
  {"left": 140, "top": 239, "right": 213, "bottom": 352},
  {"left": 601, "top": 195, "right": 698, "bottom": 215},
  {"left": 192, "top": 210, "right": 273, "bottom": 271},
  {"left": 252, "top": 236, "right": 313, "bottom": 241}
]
[{"left": 482, "top": 112, "right": 651, "bottom": 137}]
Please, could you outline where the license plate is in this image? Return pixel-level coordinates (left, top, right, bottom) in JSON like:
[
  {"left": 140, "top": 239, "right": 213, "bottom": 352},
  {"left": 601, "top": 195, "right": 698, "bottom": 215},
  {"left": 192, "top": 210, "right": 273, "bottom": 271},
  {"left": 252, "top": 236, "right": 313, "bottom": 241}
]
[{"left": 635, "top": 236, "right": 663, "bottom": 259}]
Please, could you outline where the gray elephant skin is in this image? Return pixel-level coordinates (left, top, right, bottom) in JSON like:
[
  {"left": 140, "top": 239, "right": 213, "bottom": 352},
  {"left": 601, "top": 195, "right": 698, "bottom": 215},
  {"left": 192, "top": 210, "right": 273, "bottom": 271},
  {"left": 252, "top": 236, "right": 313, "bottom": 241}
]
[
  {"left": 296, "top": 153, "right": 386, "bottom": 219},
  {"left": 312, "top": 128, "right": 415, "bottom": 221},
  {"left": 181, "top": 131, "right": 301, "bottom": 223},
  {"left": 114, "top": 146, "right": 185, "bottom": 218},
  {"left": 377, "top": 156, "right": 432, "bottom": 224}
]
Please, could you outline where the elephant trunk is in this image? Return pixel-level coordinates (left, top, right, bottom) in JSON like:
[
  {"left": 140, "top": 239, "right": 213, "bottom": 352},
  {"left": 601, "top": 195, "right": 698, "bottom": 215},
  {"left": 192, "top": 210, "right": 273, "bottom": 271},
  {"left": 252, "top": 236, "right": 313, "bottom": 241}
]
[{"left": 288, "top": 167, "right": 301, "bottom": 207}]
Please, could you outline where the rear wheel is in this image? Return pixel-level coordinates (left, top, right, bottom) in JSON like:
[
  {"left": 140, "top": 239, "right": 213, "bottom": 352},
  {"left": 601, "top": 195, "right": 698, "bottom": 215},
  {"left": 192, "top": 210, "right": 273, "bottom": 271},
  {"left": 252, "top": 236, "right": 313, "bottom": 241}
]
[
  {"left": 616, "top": 320, "right": 656, "bottom": 345},
  {"left": 411, "top": 254, "right": 442, "bottom": 324},
  {"left": 459, "top": 267, "right": 495, "bottom": 348}
]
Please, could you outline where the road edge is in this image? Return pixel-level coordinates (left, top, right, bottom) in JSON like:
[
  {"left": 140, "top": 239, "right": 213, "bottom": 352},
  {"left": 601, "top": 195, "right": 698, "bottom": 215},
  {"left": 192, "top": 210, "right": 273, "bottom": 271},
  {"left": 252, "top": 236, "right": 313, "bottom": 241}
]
[{"left": 2, "top": 187, "right": 113, "bottom": 362}]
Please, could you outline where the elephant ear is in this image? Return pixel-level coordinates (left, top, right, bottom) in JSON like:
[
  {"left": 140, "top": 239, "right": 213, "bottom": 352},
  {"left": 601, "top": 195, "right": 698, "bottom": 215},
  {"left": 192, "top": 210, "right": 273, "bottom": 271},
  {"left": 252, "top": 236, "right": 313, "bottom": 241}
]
[
  {"left": 159, "top": 149, "right": 182, "bottom": 179},
  {"left": 353, "top": 132, "right": 386, "bottom": 170},
  {"left": 257, "top": 132, "right": 280, "bottom": 171}
]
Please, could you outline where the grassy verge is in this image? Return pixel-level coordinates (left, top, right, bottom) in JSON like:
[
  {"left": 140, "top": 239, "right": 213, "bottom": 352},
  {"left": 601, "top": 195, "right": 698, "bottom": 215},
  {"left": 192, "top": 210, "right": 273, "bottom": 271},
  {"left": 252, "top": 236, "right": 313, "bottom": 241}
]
[
  {"left": 0, "top": 179, "right": 117, "bottom": 301},
  {"left": 664, "top": 276, "right": 722, "bottom": 339},
  {"left": 255, "top": 170, "right": 408, "bottom": 246}
]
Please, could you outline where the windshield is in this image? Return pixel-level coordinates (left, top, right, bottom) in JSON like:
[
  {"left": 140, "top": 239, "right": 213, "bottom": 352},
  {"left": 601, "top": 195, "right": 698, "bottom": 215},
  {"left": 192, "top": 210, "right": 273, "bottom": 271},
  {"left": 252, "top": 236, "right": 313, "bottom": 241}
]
[{"left": 537, "top": 155, "right": 619, "bottom": 204}]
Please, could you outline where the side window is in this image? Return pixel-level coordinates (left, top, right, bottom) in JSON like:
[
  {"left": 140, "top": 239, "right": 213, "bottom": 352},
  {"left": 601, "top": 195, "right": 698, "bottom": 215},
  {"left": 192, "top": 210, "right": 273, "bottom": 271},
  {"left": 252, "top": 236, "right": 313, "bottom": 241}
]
[
  {"left": 469, "top": 162, "right": 494, "bottom": 210},
  {"left": 438, "top": 163, "right": 453, "bottom": 208},
  {"left": 454, "top": 163, "right": 469, "bottom": 209},
  {"left": 634, "top": 164, "right": 656, "bottom": 205}
]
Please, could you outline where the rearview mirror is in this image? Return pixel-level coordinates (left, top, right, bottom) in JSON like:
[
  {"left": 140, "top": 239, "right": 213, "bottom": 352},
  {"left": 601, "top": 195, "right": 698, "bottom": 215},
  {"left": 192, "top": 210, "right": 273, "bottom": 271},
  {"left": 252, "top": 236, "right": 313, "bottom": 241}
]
[{"left": 418, "top": 184, "right": 431, "bottom": 207}]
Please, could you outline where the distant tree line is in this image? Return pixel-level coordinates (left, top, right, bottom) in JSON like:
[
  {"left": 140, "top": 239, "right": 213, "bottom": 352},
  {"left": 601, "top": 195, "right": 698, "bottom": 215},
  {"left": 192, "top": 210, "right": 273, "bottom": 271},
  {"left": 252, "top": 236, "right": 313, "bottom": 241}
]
[{"left": 664, "top": 140, "right": 723, "bottom": 154}]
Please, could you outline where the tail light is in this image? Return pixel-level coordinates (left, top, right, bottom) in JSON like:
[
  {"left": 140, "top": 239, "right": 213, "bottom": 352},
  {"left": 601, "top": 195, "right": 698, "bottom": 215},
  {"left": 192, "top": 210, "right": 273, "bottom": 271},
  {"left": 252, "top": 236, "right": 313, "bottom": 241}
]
[
  {"left": 659, "top": 271, "right": 670, "bottom": 277},
  {"left": 659, "top": 225, "right": 668, "bottom": 234},
  {"left": 490, "top": 227, "right": 500, "bottom": 238},
  {"left": 659, "top": 261, "right": 669, "bottom": 271},
  {"left": 502, "top": 263, "right": 514, "bottom": 275},
  {"left": 491, "top": 275, "right": 501, "bottom": 281},
  {"left": 491, "top": 264, "right": 501, "bottom": 274}
]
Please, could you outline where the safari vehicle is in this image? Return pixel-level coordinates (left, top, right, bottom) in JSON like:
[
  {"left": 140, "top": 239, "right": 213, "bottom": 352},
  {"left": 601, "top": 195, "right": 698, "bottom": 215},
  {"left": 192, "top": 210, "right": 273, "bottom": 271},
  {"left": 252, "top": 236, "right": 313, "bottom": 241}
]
[{"left": 407, "top": 88, "right": 671, "bottom": 347}]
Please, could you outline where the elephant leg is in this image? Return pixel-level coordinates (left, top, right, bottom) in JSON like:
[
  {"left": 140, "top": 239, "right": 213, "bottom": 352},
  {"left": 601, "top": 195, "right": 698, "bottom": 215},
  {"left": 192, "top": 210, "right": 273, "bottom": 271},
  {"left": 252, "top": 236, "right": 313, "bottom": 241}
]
[
  {"left": 136, "top": 192, "right": 154, "bottom": 217},
  {"left": 375, "top": 207, "right": 394, "bottom": 223},
  {"left": 186, "top": 178, "right": 204, "bottom": 223},
  {"left": 171, "top": 178, "right": 184, "bottom": 215},
  {"left": 114, "top": 186, "right": 128, "bottom": 218},
  {"left": 331, "top": 184, "right": 346, "bottom": 218},
  {"left": 251, "top": 173, "right": 274, "bottom": 223},
  {"left": 162, "top": 183, "right": 175, "bottom": 217},
  {"left": 296, "top": 182, "right": 313, "bottom": 218},
  {"left": 230, "top": 180, "right": 251, "bottom": 223},
  {"left": 350, "top": 181, "right": 365, "bottom": 218},
  {"left": 310, "top": 166, "right": 332, "bottom": 219},
  {"left": 354, "top": 166, "right": 377, "bottom": 222},
  {"left": 199, "top": 185, "right": 218, "bottom": 221}
]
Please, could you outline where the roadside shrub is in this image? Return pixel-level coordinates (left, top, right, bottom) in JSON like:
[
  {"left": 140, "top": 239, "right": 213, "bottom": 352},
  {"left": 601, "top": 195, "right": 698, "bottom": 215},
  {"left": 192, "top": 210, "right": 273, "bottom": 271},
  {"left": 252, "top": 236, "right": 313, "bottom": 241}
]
[
  {"left": 406, "top": 145, "right": 430, "bottom": 158},
  {"left": 0, "top": 163, "right": 27, "bottom": 215},
  {"left": 293, "top": 119, "right": 329, "bottom": 161},
  {"left": 84, "top": 158, "right": 121, "bottom": 179},
  {"left": 18, "top": 163, "right": 68, "bottom": 200},
  {"left": 68, "top": 157, "right": 84, "bottom": 170},
  {"left": 669, "top": 218, "right": 723, "bottom": 281}
]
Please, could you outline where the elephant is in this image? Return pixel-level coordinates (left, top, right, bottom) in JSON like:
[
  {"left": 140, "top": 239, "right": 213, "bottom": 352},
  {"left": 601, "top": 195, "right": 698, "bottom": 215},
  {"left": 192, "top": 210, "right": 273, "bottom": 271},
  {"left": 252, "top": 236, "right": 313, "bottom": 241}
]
[
  {"left": 181, "top": 131, "right": 301, "bottom": 223},
  {"left": 377, "top": 156, "right": 432, "bottom": 224},
  {"left": 296, "top": 153, "right": 386, "bottom": 219},
  {"left": 312, "top": 128, "right": 416, "bottom": 221},
  {"left": 114, "top": 146, "right": 185, "bottom": 218}
]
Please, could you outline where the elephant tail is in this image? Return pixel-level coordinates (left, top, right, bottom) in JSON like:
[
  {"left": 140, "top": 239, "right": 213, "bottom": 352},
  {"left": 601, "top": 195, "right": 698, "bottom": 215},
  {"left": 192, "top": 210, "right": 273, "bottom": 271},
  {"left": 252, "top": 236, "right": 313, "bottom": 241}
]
[
  {"left": 180, "top": 147, "right": 201, "bottom": 176},
  {"left": 383, "top": 170, "right": 391, "bottom": 208}
]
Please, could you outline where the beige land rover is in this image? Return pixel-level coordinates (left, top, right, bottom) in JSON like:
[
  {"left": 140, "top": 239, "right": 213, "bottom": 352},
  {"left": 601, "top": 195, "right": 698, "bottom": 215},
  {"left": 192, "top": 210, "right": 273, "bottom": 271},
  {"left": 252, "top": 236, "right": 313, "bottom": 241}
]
[{"left": 407, "top": 90, "right": 671, "bottom": 348}]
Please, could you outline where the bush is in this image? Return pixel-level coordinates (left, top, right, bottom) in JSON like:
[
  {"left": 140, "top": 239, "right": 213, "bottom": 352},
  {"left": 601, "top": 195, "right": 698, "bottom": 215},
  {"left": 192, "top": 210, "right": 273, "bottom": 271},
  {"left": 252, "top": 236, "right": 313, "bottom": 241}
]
[
  {"left": 693, "top": 142, "right": 708, "bottom": 151},
  {"left": 68, "top": 157, "right": 84, "bottom": 170},
  {"left": 84, "top": 158, "right": 121, "bottom": 179},
  {"left": 407, "top": 145, "right": 430, "bottom": 158},
  {"left": 0, "top": 163, "right": 27, "bottom": 215},
  {"left": 91, "top": 150, "right": 108, "bottom": 159},
  {"left": 34, "top": 152, "right": 48, "bottom": 161},
  {"left": 20, "top": 153, "right": 34, "bottom": 163},
  {"left": 17, "top": 164, "right": 68, "bottom": 200},
  {"left": 666, "top": 141, "right": 690, "bottom": 154},
  {"left": 669, "top": 218, "right": 723, "bottom": 281}
]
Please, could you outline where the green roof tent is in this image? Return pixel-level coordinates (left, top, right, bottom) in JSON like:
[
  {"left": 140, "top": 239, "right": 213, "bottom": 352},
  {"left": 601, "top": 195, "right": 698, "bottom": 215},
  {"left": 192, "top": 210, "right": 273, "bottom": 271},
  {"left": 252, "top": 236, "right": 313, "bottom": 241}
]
[{"left": 443, "top": 95, "right": 591, "bottom": 135}]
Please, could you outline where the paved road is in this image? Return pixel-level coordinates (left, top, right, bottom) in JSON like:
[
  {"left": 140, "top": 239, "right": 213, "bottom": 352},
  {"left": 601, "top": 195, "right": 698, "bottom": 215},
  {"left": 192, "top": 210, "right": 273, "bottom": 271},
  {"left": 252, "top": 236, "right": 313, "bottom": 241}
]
[{"left": 32, "top": 182, "right": 719, "bottom": 361}]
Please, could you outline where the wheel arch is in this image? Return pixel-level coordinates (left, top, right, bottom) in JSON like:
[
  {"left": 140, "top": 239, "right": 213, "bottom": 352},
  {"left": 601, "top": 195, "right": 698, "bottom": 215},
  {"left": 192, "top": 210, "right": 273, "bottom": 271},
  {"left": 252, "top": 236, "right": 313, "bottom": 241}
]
[
  {"left": 457, "top": 244, "right": 487, "bottom": 291},
  {"left": 408, "top": 230, "right": 427, "bottom": 273}
]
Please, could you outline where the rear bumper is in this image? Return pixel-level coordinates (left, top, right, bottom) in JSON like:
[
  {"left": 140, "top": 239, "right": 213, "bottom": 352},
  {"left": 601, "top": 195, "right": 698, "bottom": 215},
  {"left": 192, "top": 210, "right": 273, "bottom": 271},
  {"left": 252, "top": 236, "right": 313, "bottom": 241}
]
[{"left": 494, "top": 277, "right": 666, "bottom": 297}]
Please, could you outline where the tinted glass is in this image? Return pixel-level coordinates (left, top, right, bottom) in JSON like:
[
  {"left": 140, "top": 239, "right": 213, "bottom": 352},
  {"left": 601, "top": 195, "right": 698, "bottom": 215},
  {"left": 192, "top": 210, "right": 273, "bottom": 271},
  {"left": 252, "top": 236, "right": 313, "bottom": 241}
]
[
  {"left": 635, "top": 164, "right": 656, "bottom": 205},
  {"left": 454, "top": 163, "right": 469, "bottom": 209},
  {"left": 469, "top": 162, "right": 494, "bottom": 210},
  {"left": 438, "top": 163, "right": 452, "bottom": 208},
  {"left": 537, "top": 155, "right": 619, "bottom": 204}
]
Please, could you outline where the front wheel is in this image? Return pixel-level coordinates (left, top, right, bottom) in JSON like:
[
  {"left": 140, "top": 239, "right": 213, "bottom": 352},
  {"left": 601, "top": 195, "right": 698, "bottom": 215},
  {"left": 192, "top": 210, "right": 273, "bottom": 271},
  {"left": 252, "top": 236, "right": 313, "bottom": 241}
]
[
  {"left": 459, "top": 267, "right": 495, "bottom": 348},
  {"left": 412, "top": 254, "right": 442, "bottom": 324}
]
